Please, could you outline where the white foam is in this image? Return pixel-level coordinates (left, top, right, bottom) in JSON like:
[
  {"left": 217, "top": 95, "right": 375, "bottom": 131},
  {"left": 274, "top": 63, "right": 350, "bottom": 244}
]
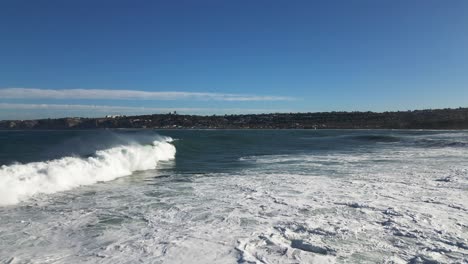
[{"left": 0, "top": 138, "right": 175, "bottom": 206}]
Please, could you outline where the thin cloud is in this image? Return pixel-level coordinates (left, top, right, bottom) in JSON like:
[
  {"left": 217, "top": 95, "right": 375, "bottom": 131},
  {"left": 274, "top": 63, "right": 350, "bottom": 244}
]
[
  {"left": 0, "top": 103, "right": 200, "bottom": 112},
  {"left": 0, "top": 88, "right": 294, "bottom": 101},
  {"left": 0, "top": 103, "right": 288, "bottom": 116}
]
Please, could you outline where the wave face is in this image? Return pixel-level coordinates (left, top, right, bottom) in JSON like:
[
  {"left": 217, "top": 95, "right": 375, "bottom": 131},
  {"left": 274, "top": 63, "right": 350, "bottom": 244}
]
[{"left": 0, "top": 138, "right": 175, "bottom": 206}]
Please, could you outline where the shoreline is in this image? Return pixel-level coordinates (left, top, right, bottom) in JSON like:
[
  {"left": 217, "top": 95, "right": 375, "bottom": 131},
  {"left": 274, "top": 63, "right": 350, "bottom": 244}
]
[{"left": 2, "top": 128, "right": 468, "bottom": 131}]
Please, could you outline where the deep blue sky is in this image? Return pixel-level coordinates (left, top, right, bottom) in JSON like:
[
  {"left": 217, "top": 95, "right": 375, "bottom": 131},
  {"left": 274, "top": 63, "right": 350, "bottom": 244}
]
[{"left": 1, "top": 0, "right": 467, "bottom": 119}]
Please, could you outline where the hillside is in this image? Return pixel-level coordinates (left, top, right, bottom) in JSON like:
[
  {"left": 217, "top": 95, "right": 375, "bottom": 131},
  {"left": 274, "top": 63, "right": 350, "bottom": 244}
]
[{"left": 1, "top": 108, "right": 468, "bottom": 130}]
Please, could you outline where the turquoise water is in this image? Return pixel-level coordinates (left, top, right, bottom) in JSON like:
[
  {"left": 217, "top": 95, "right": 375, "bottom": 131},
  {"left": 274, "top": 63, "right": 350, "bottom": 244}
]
[{"left": 0, "top": 130, "right": 467, "bottom": 263}]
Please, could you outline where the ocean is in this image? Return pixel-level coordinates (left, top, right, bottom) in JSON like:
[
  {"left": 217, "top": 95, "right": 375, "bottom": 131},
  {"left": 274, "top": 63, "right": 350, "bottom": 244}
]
[{"left": 0, "top": 130, "right": 467, "bottom": 263}]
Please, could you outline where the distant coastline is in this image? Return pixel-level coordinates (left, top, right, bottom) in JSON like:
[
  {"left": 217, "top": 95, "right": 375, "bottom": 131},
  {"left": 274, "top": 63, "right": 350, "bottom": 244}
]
[{"left": 1, "top": 107, "right": 468, "bottom": 130}]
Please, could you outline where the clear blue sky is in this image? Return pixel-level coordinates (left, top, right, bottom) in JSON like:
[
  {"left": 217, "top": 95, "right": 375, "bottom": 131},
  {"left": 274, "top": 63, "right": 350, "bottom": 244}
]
[{"left": 1, "top": 0, "right": 467, "bottom": 119}]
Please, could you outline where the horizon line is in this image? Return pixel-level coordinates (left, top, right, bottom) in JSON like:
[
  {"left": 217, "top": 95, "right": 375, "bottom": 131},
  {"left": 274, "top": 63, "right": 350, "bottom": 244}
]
[{"left": 0, "top": 102, "right": 466, "bottom": 121}]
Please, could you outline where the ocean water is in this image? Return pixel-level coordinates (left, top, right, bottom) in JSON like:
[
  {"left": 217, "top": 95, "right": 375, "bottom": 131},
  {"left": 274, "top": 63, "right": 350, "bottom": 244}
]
[{"left": 0, "top": 130, "right": 467, "bottom": 263}]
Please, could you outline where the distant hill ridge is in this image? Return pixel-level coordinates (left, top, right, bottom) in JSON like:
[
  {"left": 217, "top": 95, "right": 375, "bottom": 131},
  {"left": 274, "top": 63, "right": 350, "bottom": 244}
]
[{"left": 1, "top": 107, "right": 468, "bottom": 129}]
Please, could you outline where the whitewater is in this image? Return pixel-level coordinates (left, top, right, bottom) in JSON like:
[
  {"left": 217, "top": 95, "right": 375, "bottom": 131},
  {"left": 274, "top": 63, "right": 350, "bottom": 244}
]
[
  {"left": 0, "top": 130, "right": 467, "bottom": 263},
  {"left": 0, "top": 137, "right": 175, "bottom": 205}
]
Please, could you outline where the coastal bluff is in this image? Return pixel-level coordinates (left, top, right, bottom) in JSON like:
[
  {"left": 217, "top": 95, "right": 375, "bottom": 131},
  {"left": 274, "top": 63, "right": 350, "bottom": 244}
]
[{"left": 1, "top": 108, "right": 468, "bottom": 130}]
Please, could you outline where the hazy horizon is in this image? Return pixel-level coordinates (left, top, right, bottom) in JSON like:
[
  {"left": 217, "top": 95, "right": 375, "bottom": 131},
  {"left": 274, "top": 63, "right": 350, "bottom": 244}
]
[{"left": 2, "top": 103, "right": 467, "bottom": 121}]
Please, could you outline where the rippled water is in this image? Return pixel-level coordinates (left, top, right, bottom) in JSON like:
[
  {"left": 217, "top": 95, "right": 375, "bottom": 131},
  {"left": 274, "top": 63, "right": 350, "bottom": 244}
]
[{"left": 0, "top": 130, "right": 467, "bottom": 263}]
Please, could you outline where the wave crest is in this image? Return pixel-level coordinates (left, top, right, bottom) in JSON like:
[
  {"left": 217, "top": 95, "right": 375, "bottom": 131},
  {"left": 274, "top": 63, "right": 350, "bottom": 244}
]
[{"left": 0, "top": 138, "right": 176, "bottom": 206}]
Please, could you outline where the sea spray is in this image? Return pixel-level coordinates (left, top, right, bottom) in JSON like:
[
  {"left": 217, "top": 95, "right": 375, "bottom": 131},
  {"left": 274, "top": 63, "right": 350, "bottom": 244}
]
[{"left": 0, "top": 138, "right": 176, "bottom": 206}]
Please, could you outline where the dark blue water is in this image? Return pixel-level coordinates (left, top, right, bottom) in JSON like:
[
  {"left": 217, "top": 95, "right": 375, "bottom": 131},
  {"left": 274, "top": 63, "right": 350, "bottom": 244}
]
[{"left": 1, "top": 129, "right": 465, "bottom": 168}]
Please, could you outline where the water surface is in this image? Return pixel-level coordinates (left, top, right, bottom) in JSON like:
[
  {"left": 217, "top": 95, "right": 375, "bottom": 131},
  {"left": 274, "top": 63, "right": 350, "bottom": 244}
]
[{"left": 0, "top": 130, "right": 467, "bottom": 263}]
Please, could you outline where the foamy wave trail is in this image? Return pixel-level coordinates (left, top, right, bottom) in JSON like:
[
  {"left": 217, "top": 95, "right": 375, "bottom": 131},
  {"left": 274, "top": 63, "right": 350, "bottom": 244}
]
[{"left": 0, "top": 138, "right": 176, "bottom": 206}]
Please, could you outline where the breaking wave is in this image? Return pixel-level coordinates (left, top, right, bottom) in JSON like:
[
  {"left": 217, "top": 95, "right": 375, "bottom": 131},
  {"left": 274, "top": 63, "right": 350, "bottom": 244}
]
[{"left": 0, "top": 138, "right": 176, "bottom": 206}]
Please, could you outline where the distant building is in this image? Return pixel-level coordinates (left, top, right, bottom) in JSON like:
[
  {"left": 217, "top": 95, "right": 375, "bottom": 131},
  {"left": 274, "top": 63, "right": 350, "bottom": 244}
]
[{"left": 105, "top": 115, "right": 122, "bottom": 118}]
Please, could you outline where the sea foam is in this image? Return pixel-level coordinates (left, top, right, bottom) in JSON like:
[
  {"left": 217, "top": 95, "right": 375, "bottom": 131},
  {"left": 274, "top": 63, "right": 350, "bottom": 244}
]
[{"left": 0, "top": 138, "right": 176, "bottom": 206}]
